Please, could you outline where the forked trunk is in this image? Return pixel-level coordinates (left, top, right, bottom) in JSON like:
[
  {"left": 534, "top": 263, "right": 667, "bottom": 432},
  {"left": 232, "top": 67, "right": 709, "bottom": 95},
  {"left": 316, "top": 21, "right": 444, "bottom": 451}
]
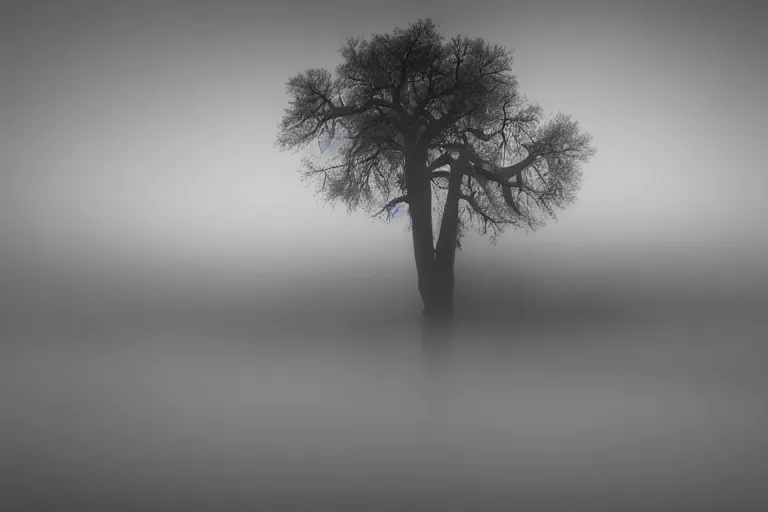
[
  {"left": 425, "top": 159, "right": 463, "bottom": 322},
  {"left": 412, "top": 157, "right": 465, "bottom": 355}
]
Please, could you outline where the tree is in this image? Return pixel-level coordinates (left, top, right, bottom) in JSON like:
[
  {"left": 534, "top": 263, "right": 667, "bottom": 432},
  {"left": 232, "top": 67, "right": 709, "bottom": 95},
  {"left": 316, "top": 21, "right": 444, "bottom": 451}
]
[{"left": 276, "top": 19, "right": 595, "bottom": 339}]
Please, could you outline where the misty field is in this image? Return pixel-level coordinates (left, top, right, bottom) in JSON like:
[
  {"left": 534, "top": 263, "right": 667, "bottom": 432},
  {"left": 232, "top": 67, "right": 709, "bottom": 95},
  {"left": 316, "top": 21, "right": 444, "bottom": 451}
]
[{"left": 3, "top": 296, "right": 767, "bottom": 511}]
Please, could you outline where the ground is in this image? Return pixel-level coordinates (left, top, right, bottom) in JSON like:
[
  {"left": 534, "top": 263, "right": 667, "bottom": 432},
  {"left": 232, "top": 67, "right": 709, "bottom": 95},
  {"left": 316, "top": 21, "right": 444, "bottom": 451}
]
[{"left": 3, "top": 297, "right": 767, "bottom": 511}]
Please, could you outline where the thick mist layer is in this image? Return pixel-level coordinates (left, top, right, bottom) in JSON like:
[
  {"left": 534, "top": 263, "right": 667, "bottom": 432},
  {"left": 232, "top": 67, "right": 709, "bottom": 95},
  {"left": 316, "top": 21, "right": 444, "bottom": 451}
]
[{"left": 4, "top": 303, "right": 768, "bottom": 511}]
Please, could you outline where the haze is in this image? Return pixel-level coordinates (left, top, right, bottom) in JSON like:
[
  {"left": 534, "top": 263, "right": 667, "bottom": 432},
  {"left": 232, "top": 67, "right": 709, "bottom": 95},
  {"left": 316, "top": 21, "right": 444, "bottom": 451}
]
[{"left": 2, "top": 1, "right": 767, "bottom": 510}]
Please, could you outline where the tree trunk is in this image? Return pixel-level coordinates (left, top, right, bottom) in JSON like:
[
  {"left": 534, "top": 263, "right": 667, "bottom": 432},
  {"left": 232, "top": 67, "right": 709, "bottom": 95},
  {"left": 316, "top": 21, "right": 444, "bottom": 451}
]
[
  {"left": 428, "top": 160, "right": 463, "bottom": 317},
  {"left": 404, "top": 148, "right": 435, "bottom": 308},
  {"left": 421, "top": 160, "right": 465, "bottom": 357},
  {"left": 404, "top": 147, "right": 465, "bottom": 360}
]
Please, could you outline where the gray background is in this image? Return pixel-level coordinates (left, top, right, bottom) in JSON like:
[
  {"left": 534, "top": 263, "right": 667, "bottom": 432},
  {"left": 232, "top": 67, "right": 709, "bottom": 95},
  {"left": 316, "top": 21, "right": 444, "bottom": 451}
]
[{"left": 2, "top": 1, "right": 767, "bottom": 510}]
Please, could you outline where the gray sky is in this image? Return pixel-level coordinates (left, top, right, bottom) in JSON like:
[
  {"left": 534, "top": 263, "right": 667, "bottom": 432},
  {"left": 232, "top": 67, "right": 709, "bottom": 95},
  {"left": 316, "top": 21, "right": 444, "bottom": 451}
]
[{"left": 2, "top": 0, "right": 767, "bottom": 309}]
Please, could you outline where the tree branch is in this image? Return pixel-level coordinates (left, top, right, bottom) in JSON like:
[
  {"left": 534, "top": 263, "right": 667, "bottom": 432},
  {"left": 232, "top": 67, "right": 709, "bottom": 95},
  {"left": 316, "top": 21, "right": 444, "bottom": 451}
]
[
  {"left": 495, "top": 153, "right": 538, "bottom": 179},
  {"left": 439, "top": 142, "right": 538, "bottom": 184},
  {"left": 500, "top": 184, "right": 523, "bottom": 217},
  {"left": 459, "top": 193, "right": 503, "bottom": 225},
  {"left": 427, "top": 151, "right": 453, "bottom": 171},
  {"left": 371, "top": 195, "right": 409, "bottom": 218},
  {"left": 464, "top": 127, "right": 496, "bottom": 142},
  {"left": 391, "top": 30, "right": 424, "bottom": 120},
  {"left": 323, "top": 97, "right": 397, "bottom": 122}
]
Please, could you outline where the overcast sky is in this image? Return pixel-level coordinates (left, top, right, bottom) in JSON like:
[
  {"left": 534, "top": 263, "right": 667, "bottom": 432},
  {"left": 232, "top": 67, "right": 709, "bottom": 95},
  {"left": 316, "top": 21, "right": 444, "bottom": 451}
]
[{"left": 2, "top": 0, "right": 767, "bottom": 309}]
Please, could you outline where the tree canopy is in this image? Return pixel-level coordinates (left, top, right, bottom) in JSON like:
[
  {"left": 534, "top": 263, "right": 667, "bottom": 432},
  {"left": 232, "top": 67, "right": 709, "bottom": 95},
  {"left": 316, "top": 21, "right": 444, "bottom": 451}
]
[{"left": 276, "top": 18, "right": 594, "bottom": 244}]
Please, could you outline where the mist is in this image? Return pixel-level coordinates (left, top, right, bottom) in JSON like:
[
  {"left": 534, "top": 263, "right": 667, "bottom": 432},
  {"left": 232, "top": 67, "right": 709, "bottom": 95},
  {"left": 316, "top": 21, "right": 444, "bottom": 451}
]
[{"left": 2, "top": 0, "right": 768, "bottom": 510}]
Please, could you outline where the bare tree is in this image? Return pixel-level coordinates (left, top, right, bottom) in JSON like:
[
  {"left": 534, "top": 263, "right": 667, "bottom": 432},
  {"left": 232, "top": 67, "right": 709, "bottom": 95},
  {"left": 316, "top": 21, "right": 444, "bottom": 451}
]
[{"left": 276, "top": 19, "right": 595, "bottom": 337}]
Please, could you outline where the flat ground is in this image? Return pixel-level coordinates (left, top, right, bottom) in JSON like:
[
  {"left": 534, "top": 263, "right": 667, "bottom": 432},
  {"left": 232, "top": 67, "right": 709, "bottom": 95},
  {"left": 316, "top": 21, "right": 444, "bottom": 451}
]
[{"left": 2, "top": 295, "right": 767, "bottom": 511}]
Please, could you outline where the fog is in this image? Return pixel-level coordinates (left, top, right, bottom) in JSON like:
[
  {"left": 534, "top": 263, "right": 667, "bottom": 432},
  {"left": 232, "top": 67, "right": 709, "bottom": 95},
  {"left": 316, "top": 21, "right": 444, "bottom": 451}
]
[
  {"left": 4, "top": 259, "right": 767, "bottom": 510},
  {"left": 3, "top": 0, "right": 768, "bottom": 510}
]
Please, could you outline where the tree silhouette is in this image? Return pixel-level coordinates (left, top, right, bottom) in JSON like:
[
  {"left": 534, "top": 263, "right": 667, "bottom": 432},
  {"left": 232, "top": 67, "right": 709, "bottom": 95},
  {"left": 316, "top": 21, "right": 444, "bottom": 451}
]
[{"left": 276, "top": 19, "right": 595, "bottom": 339}]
